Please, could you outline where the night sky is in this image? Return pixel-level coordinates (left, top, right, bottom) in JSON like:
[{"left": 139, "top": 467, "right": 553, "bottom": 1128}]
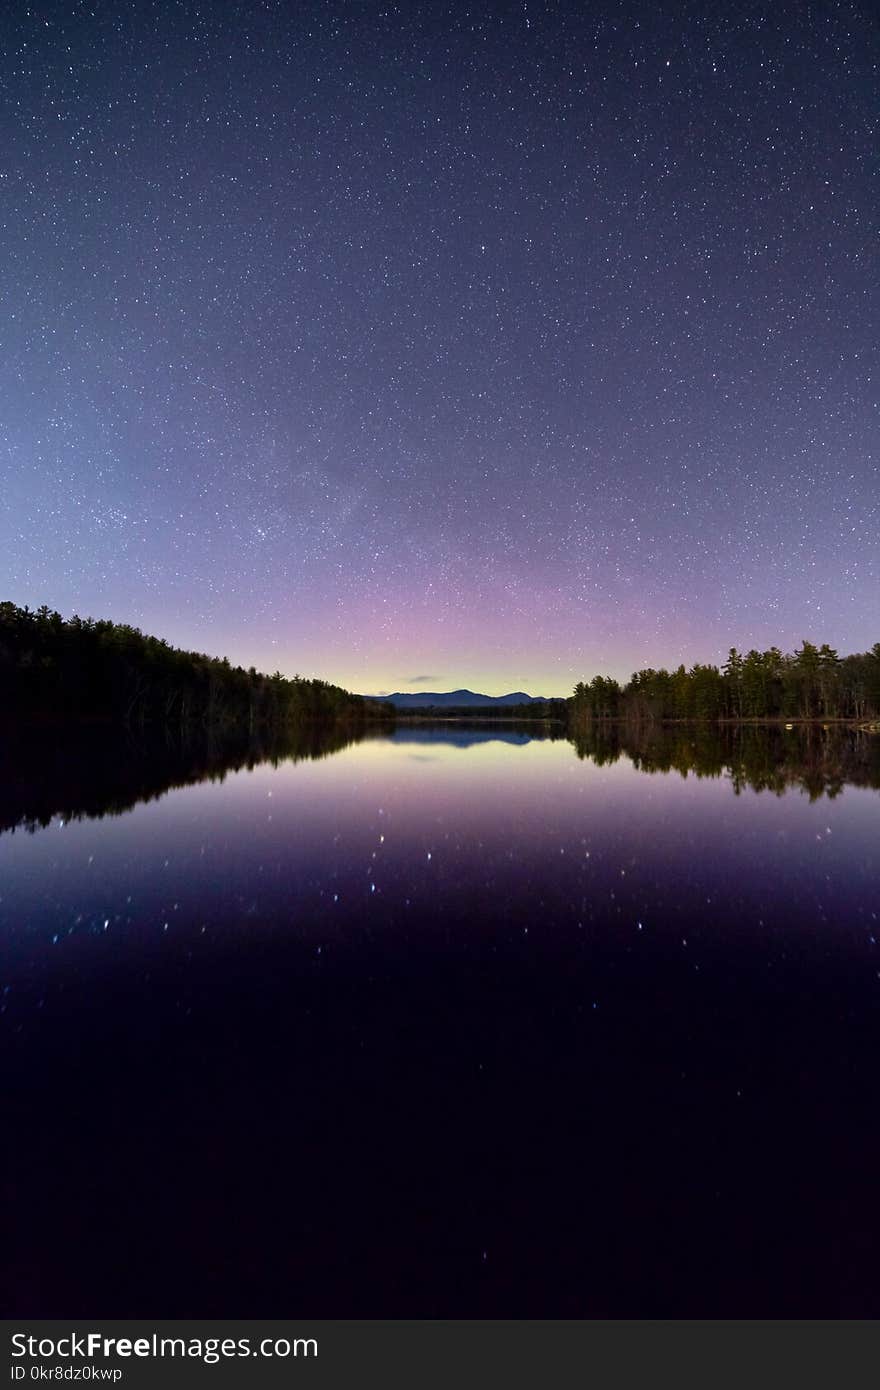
[{"left": 2, "top": 1, "right": 876, "bottom": 696}]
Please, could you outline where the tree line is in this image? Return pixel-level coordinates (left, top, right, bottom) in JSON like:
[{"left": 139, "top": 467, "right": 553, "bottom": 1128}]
[
  {"left": 572, "top": 642, "right": 880, "bottom": 725},
  {"left": 3, "top": 604, "right": 877, "bottom": 731},
  {"left": 0, "top": 602, "right": 393, "bottom": 728}
]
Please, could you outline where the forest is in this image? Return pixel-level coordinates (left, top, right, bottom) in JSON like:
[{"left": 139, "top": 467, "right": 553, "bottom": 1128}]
[
  {"left": 3, "top": 604, "right": 878, "bottom": 732},
  {"left": 572, "top": 642, "right": 880, "bottom": 725},
  {"left": 0, "top": 602, "right": 393, "bottom": 728}
]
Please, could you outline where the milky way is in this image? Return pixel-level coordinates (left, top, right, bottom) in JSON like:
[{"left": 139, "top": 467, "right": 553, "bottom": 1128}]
[{"left": 1, "top": 1, "right": 876, "bottom": 694}]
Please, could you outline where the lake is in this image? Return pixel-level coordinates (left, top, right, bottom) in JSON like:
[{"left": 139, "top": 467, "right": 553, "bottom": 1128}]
[{"left": 2, "top": 722, "right": 879, "bottom": 1316}]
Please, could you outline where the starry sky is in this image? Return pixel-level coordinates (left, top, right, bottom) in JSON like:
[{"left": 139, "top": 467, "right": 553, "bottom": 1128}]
[{"left": 2, "top": 1, "right": 877, "bottom": 696}]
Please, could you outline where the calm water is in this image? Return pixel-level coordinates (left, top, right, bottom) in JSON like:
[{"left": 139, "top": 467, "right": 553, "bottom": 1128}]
[{"left": 2, "top": 723, "right": 879, "bottom": 1316}]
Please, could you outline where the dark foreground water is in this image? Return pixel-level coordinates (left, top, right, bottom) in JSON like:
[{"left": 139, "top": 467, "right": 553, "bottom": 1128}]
[{"left": 2, "top": 722, "right": 879, "bottom": 1316}]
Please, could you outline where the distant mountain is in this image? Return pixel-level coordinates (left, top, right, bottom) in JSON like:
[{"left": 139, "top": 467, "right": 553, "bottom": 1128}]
[{"left": 373, "top": 689, "right": 556, "bottom": 708}]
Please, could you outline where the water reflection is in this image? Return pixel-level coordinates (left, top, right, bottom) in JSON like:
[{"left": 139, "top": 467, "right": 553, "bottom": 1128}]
[
  {"left": 2, "top": 718, "right": 880, "bottom": 1317},
  {"left": 0, "top": 722, "right": 386, "bottom": 835},
  {"left": 571, "top": 722, "right": 880, "bottom": 800},
  {"left": 1, "top": 721, "right": 877, "bottom": 836}
]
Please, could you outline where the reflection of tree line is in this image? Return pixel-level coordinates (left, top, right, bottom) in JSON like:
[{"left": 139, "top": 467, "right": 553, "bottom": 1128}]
[
  {"left": 2, "top": 723, "right": 878, "bottom": 837},
  {"left": 571, "top": 724, "right": 880, "bottom": 801},
  {"left": 0, "top": 724, "right": 385, "bottom": 835}
]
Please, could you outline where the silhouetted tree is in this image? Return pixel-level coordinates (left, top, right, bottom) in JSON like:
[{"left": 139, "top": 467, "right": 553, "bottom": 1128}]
[
  {"left": 0, "top": 602, "right": 394, "bottom": 729},
  {"left": 569, "top": 639, "right": 880, "bottom": 729}
]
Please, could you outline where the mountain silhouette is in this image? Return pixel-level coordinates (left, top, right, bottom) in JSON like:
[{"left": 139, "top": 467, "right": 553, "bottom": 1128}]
[{"left": 372, "top": 689, "right": 554, "bottom": 708}]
